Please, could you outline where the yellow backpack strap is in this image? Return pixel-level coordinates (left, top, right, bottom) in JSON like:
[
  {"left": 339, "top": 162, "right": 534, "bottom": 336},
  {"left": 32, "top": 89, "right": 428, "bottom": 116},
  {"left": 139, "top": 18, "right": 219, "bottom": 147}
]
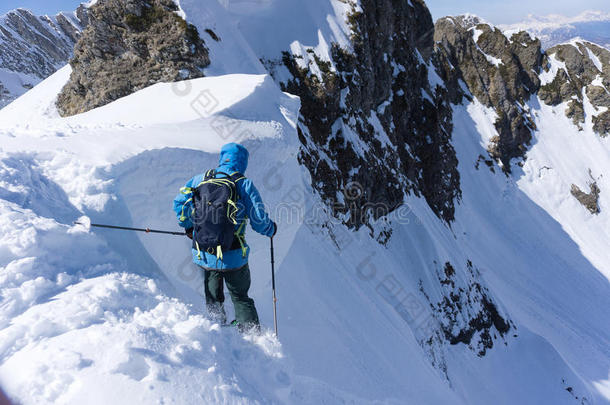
[
  {"left": 179, "top": 197, "right": 192, "bottom": 221},
  {"left": 234, "top": 220, "right": 247, "bottom": 257},
  {"left": 227, "top": 199, "right": 238, "bottom": 224},
  {"left": 229, "top": 173, "right": 246, "bottom": 202},
  {"left": 195, "top": 241, "right": 202, "bottom": 260}
]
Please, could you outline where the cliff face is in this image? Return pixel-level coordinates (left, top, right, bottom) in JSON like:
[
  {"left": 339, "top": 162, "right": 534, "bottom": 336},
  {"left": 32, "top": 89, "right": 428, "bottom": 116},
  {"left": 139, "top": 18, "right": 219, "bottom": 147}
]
[
  {"left": 271, "top": 0, "right": 513, "bottom": 366},
  {"left": 280, "top": 0, "right": 460, "bottom": 232},
  {"left": 56, "top": 0, "right": 210, "bottom": 116},
  {"left": 434, "top": 16, "right": 543, "bottom": 171},
  {"left": 434, "top": 17, "right": 609, "bottom": 172}
]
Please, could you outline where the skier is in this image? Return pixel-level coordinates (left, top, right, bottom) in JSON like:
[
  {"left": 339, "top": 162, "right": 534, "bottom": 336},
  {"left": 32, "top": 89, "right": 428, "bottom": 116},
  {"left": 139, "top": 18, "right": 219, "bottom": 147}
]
[{"left": 173, "top": 143, "right": 276, "bottom": 333}]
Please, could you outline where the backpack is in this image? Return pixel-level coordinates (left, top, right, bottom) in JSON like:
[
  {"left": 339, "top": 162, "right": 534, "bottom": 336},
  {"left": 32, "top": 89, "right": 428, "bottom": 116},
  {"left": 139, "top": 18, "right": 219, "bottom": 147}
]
[{"left": 191, "top": 170, "right": 245, "bottom": 259}]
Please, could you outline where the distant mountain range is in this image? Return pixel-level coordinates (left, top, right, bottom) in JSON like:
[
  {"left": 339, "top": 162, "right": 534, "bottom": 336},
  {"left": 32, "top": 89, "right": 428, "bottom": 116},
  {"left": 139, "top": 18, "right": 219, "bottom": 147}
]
[
  {"left": 500, "top": 10, "right": 610, "bottom": 49},
  {"left": 0, "top": 6, "right": 87, "bottom": 108}
]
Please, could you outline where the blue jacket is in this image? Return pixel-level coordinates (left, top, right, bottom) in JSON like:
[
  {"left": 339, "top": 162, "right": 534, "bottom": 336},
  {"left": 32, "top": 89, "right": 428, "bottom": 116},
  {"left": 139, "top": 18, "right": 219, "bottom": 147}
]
[{"left": 173, "top": 143, "right": 275, "bottom": 270}]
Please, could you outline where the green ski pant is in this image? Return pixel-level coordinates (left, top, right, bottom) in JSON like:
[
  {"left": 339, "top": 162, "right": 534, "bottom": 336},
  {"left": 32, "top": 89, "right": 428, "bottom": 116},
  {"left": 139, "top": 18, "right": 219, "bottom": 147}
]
[{"left": 203, "top": 265, "right": 260, "bottom": 327}]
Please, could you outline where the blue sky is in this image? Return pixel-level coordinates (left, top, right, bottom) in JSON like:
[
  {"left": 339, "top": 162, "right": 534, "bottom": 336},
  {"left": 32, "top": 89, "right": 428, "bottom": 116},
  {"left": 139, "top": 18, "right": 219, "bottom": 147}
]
[{"left": 0, "top": 0, "right": 608, "bottom": 25}]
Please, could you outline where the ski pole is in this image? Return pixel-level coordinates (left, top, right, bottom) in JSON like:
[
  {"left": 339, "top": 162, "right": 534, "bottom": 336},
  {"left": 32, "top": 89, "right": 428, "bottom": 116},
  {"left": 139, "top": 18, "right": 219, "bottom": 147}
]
[
  {"left": 270, "top": 236, "right": 278, "bottom": 338},
  {"left": 74, "top": 221, "right": 186, "bottom": 236}
]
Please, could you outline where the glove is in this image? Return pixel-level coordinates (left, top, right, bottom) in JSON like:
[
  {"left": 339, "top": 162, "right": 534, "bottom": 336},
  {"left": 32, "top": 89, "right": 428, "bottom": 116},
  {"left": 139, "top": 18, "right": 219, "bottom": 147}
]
[
  {"left": 271, "top": 222, "right": 277, "bottom": 237},
  {"left": 186, "top": 228, "right": 193, "bottom": 240}
]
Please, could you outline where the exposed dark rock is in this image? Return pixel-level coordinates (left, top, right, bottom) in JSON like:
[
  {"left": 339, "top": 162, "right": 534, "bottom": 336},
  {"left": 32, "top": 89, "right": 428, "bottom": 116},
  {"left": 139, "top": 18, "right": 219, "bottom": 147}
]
[
  {"left": 55, "top": 13, "right": 82, "bottom": 43},
  {"left": 593, "top": 111, "right": 610, "bottom": 135},
  {"left": 56, "top": 0, "right": 210, "bottom": 116},
  {"left": 76, "top": 4, "right": 90, "bottom": 27},
  {"left": 275, "top": 0, "right": 460, "bottom": 230},
  {"left": 434, "top": 16, "right": 542, "bottom": 171},
  {"left": 538, "top": 68, "right": 575, "bottom": 105},
  {"left": 562, "top": 378, "right": 589, "bottom": 403},
  {"left": 423, "top": 261, "right": 512, "bottom": 357},
  {"left": 566, "top": 100, "right": 585, "bottom": 129},
  {"left": 204, "top": 28, "right": 220, "bottom": 42},
  {"left": 0, "top": 83, "right": 9, "bottom": 105},
  {"left": 571, "top": 171, "right": 601, "bottom": 214},
  {"left": 475, "top": 154, "right": 496, "bottom": 173}
]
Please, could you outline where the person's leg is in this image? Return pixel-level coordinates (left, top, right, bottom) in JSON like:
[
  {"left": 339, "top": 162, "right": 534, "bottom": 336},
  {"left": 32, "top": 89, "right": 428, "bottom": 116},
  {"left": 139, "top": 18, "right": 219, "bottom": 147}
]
[
  {"left": 203, "top": 269, "right": 226, "bottom": 324},
  {"left": 223, "top": 265, "right": 259, "bottom": 331}
]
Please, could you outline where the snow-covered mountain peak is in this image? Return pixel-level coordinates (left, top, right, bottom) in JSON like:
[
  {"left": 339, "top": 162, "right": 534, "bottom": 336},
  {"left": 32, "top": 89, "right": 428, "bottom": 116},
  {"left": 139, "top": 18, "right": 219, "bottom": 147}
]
[{"left": 500, "top": 10, "right": 610, "bottom": 49}]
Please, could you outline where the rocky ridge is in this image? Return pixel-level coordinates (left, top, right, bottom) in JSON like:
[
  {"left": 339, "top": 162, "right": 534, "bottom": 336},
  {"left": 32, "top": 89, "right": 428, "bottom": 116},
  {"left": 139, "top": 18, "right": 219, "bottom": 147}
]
[
  {"left": 434, "top": 16, "right": 609, "bottom": 173},
  {"left": 56, "top": 0, "right": 210, "bottom": 116},
  {"left": 277, "top": 0, "right": 460, "bottom": 232},
  {"left": 570, "top": 169, "right": 602, "bottom": 214},
  {"left": 434, "top": 15, "right": 542, "bottom": 171},
  {"left": 422, "top": 261, "right": 513, "bottom": 363},
  {"left": 268, "top": 0, "right": 517, "bottom": 367}
]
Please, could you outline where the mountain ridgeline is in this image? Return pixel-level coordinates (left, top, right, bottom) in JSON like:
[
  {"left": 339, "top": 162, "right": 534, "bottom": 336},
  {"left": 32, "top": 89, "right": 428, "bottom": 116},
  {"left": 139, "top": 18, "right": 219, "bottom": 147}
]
[
  {"left": 278, "top": 4, "right": 609, "bottom": 230},
  {"left": 435, "top": 15, "right": 609, "bottom": 167},
  {"left": 52, "top": 1, "right": 609, "bottom": 226},
  {"left": 0, "top": 6, "right": 87, "bottom": 107}
]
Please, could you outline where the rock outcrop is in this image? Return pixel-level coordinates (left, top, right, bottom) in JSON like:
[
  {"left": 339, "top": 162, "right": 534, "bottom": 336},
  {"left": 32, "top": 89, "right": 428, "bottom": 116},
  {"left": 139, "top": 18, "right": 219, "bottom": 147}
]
[
  {"left": 539, "top": 41, "right": 609, "bottom": 135},
  {"left": 56, "top": 0, "right": 210, "bottom": 116},
  {"left": 571, "top": 183, "right": 601, "bottom": 214},
  {"left": 434, "top": 16, "right": 610, "bottom": 169},
  {"left": 570, "top": 170, "right": 601, "bottom": 214},
  {"left": 434, "top": 16, "right": 542, "bottom": 171},
  {"left": 277, "top": 0, "right": 460, "bottom": 230},
  {"left": 422, "top": 261, "right": 513, "bottom": 358}
]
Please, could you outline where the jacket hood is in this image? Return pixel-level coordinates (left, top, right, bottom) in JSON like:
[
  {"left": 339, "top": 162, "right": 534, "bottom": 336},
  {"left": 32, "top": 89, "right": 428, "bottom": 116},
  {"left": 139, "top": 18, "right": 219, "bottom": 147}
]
[{"left": 218, "top": 143, "right": 249, "bottom": 174}]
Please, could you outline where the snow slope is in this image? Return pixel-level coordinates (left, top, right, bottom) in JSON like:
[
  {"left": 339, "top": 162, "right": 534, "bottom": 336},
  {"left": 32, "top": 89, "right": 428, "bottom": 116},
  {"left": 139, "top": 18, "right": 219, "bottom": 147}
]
[
  {"left": 0, "top": 54, "right": 465, "bottom": 403},
  {"left": 179, "top": 0, "right": 355, "bottom": 80},
  {"left": 0, "top": 1, "right": 609, "bottom": 404},
  {"left": 0, "top": 65, "right": 304, "bottom": 404}
]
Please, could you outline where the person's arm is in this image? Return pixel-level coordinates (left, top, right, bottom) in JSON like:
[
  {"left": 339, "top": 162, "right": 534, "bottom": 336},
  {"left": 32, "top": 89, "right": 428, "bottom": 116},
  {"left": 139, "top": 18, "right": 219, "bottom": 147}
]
[
  {"left": 172, "top": 176, "right": 198, "bottom": 233},
  {"left": 240, "top": 178, "right": 276, "bottom": 237}
]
